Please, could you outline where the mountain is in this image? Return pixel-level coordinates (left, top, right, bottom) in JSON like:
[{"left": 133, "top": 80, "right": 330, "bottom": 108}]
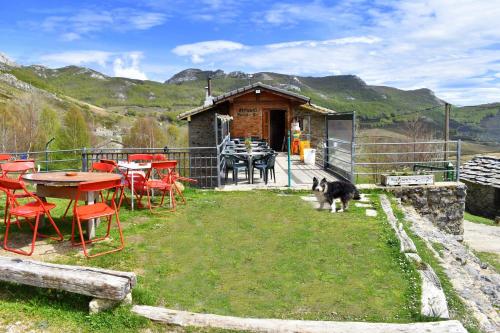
[{"left": 0, "top": 58, "right": 499, "bottom": 143}]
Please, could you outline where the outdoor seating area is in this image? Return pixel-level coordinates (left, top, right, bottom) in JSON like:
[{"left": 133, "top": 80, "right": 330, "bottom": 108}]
[
  {"left": 222, "top": 138, "right": 277, "bottom": 185},
  {"left": 0, "top": 154, "right": 195, "bottom": 258}
]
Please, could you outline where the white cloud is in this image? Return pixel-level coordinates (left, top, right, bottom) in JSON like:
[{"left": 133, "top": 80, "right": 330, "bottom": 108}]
[
  {"left": 172, "top": 40, "right": 245, "bottom": 63},
  {"left": 39, "top": 50, "right": 113, "bottom": 67},
  {"left": 37, "top": 50, "right": 148, "bottom": 81},
  {"left": 171, "top": 0, "right": 500, "bottom": 105},
  {"left": 129, "top": 12, "right": 167, "bottom": 30},
  {"left": 38, "top": 8, "right": 167, "bottom": 40},
  {"left": 60, "top": 32, "right": 81, "bottom": 42},
  {"left": 113, "top": 52, "right": 148, "bottom": 80}
]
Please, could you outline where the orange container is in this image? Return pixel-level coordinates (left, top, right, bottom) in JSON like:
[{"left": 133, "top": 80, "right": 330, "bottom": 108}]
[{"left": 299, "top": 140, "right": 310, "bottom": 161}]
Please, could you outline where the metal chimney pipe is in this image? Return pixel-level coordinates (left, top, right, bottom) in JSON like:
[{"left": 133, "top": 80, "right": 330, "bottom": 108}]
[{"left": 207, "top": 77, "right": 212, "bottom": 96}]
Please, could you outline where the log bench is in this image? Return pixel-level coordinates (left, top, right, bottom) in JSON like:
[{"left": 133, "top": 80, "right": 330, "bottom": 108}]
[{"left": 0, "top": 256, "right": 136, "bottom": 313}]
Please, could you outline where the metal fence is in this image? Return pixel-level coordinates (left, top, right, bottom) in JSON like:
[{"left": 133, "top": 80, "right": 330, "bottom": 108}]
[
  {"left": 353, "top": 139, "right": 461, "bottom": 184},
  {"left": 311, "top": 137, "right": 462, "bottom": 184},
  {"left": 82, "top": 147, "right": 218, "bottom": 188},
  {"left": 5, "top": 149, "right": 83, "bottom": 172},
  {"left": 1, "top": 147, "right": 219, "bottom": 188}
]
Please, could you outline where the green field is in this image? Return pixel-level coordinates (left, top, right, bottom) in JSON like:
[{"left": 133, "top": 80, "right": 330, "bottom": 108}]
[{"left": 0, "top": 190, "right": 421, "bottom": 332}]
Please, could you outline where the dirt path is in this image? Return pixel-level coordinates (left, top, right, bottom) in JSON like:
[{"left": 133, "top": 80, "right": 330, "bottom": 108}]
[{"left": 464, "top": 221, "right": 500, "bottom": 254}]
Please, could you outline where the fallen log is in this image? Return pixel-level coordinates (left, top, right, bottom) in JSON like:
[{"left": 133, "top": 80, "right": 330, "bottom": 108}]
[
  {"left": 0, "top": 256, "right": 136, "bottom": 301},
  {"left": 132, "top": 306, "right": 468, "bottom": 333}
]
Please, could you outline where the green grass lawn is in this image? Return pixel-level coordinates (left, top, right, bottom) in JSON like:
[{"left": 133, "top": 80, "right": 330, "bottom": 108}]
[
  {"left": 0, "top": 190, "right": 420, "bottom": 332},
  {"left": 463, "top": 212, "right": 497, "bottom": 226}
]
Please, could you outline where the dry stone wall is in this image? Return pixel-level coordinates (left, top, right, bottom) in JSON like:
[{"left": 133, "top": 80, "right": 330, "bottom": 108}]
[{"left": 385, "top": 183, "right": 466, "bottom": 235}]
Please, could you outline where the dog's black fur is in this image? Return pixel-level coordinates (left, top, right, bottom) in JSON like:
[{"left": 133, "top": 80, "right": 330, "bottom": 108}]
[{"left": 312, "top": 177, "right": 361, "bottom": 213}]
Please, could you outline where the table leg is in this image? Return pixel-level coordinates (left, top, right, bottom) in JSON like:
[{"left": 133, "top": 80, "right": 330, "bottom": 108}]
[
  {"left": 131, "top": 173, "right": 135, "bottom": 211},
  {"left": 249, "top": 156, "right": 253, "bottom": 184},
  {"left": 86, "top": 192, "right": 96, "bottom": 239}
]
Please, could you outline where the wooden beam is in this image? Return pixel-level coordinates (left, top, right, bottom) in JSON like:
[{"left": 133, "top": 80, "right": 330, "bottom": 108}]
[
  {"left": 132, "top": 306, "right": 467, "bottom": 333},
  {"left": 0, "top": 256, "right": 136, "bottom": 301}
]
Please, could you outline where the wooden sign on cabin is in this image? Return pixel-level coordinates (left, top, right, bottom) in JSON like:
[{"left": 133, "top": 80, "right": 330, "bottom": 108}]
[{"left": 237, "top": 108, "right": 258, "bottom": 117}]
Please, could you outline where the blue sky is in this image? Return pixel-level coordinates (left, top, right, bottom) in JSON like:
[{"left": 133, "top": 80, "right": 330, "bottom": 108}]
[{"left": 1, "top": 0, "right": 500, "bottom": 105}]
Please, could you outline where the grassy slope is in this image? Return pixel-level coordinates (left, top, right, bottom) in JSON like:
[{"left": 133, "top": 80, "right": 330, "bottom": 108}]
[{"left": 0, "top": 190, "right": 421, "bottom": 331}]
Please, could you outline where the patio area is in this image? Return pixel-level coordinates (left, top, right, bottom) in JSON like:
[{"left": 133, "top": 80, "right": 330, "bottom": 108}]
[{"left": 221, "top": 153, "right": 338, "bottom": 190}]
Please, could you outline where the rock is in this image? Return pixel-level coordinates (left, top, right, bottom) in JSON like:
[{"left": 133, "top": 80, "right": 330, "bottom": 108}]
[
  {"left": 366, "top": 209, "right": 377, "bottom": 217},
  {"left": 420, "top": 268, "right": 449, "bottom": 319},
  {"left": 405, "top": 253, "right": 423, "bottom": 264},
  {"left": 89, "top": 292, "right": 132, "bottom": 314}
]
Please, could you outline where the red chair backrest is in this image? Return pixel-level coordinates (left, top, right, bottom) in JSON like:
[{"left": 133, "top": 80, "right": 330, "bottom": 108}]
[
  {"left": 91, "top": 162, "right": 115, "bottom": 173},
  {"left": 128, "top": 154, "right": 153, "bottom": 162},
  {"left": 151, "top": 161, "right": 177, "bottom": 182},
  {"left": 1, "top": 161, "right": 36, "bottom": 179},
  {"left": 99, "top": 159, "right": 118, "bottom": 166},
  {"left": 0, "top": 177, "right": 39, "bottom": 209},
  {"left": 152, "top": 154, "right": 167, "bottom": 161},
  {"left": 78, "top": 178, "right": 122, "bottom": 192},
  {"left": 0, "top": 154, "right": 12, "bottom": 161}
]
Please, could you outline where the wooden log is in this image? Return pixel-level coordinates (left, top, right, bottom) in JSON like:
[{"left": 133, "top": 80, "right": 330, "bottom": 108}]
[
  {"left": 0, "top": 256, "right": 136, "bottom": 301},
  {"left": 132, "top": 306, "right": 468, "bottom": 333}
]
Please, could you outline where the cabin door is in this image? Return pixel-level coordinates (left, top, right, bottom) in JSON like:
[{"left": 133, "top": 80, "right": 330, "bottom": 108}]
[{"left": 269, "top": 110, "right": 286, "bottom": 151}]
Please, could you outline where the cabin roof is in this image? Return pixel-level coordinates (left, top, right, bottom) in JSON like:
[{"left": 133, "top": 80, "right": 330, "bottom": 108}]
[
  {"left": 177, "top": 82, "right": 333, "bottom": 120},
  {"left": 460, "top": 155, "right": 500, "bottom": 188}
]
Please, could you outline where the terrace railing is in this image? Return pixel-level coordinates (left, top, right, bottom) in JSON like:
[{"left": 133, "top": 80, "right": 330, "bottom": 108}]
[
  {"left": 0, "top": 147, "right": 219, "bottom": 188},
  {"left": 310, "top": 137, "right": 462, "bottom": 184},
  {"left": 82, "top": 147, "right": 218, "bottom": 188},
  {"left": 352, "top": 140, "right": 461, "bottom": 184}
]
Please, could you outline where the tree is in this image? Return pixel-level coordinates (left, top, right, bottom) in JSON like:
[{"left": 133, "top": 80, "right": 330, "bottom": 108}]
[
  {"left": 34, "top": 107, "right": 60, "bottom": 151},
  {"left": 58, "top": 107, "right": 91, "bottom": 149},
  {"left": 123, "top": 117, "right": 166, "bottom": 148}
]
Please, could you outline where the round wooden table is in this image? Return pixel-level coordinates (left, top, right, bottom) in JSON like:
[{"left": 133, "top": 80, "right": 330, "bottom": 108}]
[
  {"left": 22, "top": 171, "right": 121, "bottom": 186},
  {"left": 22, "top": 172, "right": 122, "bottom": 239}
]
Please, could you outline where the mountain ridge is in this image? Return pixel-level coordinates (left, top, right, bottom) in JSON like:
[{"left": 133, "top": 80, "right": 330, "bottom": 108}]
[{"left": 0, "top": 59, "right": 499, "bottom": 143}]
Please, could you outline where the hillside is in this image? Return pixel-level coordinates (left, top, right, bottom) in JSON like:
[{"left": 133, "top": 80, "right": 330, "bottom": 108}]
[{"left": 1, "top": 56, "right": 499, "bottom": 144}]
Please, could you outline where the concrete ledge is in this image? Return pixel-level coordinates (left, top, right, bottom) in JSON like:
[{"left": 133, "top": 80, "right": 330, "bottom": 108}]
[
  {"left": 379, "top": 195, "right": 450, "bottom": 319},
  {"left": 132, "top": 306, "right": 467, "bottom": 333}
]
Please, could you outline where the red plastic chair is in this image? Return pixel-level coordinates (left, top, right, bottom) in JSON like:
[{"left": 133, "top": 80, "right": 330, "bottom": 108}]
[
  {"left": 152, "top": 154, "right": 167, "bottom": 161},
  {"left": 0, "top": 178, "right": 63, "bottom": 256},
  {"left": 1, "top": 160, "right": 37, "bottom": 222},
  {"left": 71, "top": 178, "right": 124, "bottom": 258},
  {"left": 0, "top": 160, "right": 36, "bottom": 180},
  {"left": 91, "top": 161, "right": 116, "bottom": 173},
  {"left": 62, "top": 161, "right": 117, "bottom": 220},
  {"left": 145, "top": 161, "right": 179, "bottom": 212},
  {"left": 0, "top": 154, "right": 12, "bottom": 162},
  {"left": 127, "top": 154, "right": 153, "bottom": 163}
]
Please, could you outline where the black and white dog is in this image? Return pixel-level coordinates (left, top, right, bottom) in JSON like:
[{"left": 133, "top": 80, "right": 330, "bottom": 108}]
[{"left": 312, "top": 177, "right": 361, "bottom": 213}]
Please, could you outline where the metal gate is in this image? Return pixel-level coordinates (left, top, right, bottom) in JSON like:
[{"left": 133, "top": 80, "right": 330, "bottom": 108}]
[{"left": 324, "top": 112, "right": 356, "bottom": 182}]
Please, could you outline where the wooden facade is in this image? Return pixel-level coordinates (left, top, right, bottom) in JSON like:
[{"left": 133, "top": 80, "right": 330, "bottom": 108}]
[{"left": 179, "top": 82, "right": 335, "bottom": 150}]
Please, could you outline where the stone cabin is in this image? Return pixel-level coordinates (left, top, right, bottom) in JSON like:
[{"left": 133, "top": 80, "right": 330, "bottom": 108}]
[
  {"left": 460, "top": 155, "right": 500, "bottom": 219},
  {"left": 177, "top": 82, "right": 335, "bottom": 151}
]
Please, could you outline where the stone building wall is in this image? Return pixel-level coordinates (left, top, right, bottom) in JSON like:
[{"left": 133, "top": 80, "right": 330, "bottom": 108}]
[
  {"left": 189, "top": 109, "right": 216, "bottom": 148},
  {"left": 461, "top": 180, "right": 499, "bottom": 219},
  {"left": 293, "top": 108, "right": 326, "bottom": 147},
  {"left": 386, "top": 182, "right": 467, "bottom": 235}
]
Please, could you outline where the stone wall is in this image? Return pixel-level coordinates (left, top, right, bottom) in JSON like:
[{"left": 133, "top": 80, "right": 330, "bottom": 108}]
[
  {"left": 385, "top": 182, "right": 467, "bottom": 235},
  {"left": 461, "top": 179, "right": 499, "bottom": 219}
]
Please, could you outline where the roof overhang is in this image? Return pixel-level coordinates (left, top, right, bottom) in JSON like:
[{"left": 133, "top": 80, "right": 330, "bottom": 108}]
[{"left": 177, "top": 82, "right": 316, "bottom": 120}]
